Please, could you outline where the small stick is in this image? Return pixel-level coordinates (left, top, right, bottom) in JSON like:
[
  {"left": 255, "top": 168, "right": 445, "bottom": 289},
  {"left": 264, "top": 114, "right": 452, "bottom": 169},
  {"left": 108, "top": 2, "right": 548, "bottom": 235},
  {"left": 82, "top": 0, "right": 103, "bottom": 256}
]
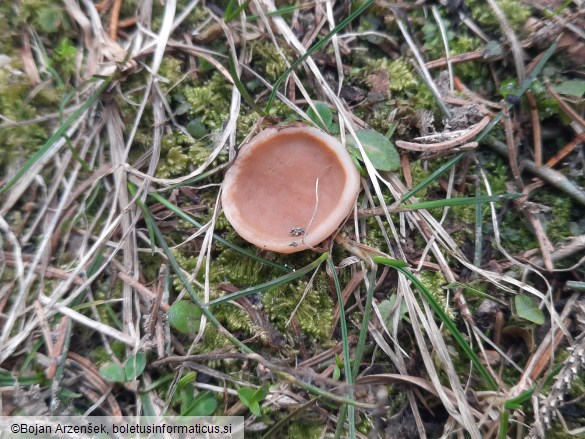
[
  {"left": 520, "top": 202, "right": 554, "bottom": 272},
  {"left": 118, "top": 16, "right": 137, "bottom": 28},
  {"left": 118, "top": 271, "right": 169, "bottom": 312},
  {"left": 501, "top": 103, "right": 523, "bottom": 190},
  {"left": 298, "top": 335, "right": 357, "bottom": 369},
  {"left": 109, "top": 0, "right": 123, "bottom": 40},
  {"left": 545, "top": 133, "right": 585, "bottom": 168},
  {"left": 401, "top": 154, "right": 412, "bottom": 188},
  {"left": 441, "top": 96, "right": 496, "bottom": 117},
  {"left": 396, "top": 117, "right": 489, "bottom": 152},
  {"left": 525, "top": 91, "right": 542, "bottom": 167},
  {"left": 532, "top": 235, "right": 585, "bottom": 267},
  {"left": 545, "top": 82, "right": 585, "bottom": 130},
  {"left": 453, "top": 76, "right": 503, "bottom": 110},
  {"left": 46, "top": 317, "right": 70, "bottom": 380}
]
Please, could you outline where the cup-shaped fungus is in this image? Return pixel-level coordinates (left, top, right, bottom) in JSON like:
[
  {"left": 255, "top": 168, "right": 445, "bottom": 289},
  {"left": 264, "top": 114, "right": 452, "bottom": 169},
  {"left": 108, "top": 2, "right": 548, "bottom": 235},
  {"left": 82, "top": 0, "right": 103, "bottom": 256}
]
[{"left": 221, "top": 125, "right": 360, "bottom": 253}]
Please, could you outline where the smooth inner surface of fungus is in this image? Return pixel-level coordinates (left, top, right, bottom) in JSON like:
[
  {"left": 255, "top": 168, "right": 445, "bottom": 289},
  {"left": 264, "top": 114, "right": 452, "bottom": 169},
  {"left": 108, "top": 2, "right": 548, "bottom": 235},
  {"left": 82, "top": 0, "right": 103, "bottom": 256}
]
[{"left": 222, "top": 127, "right": 359, "bottom": 253}]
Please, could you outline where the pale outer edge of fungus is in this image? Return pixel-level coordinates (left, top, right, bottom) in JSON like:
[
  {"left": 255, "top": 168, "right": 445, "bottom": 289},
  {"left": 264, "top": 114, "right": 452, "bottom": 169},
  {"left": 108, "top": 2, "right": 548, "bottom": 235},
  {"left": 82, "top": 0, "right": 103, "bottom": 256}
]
[{"left": 221, "top": 126, "right": 361, "bottom": 254}]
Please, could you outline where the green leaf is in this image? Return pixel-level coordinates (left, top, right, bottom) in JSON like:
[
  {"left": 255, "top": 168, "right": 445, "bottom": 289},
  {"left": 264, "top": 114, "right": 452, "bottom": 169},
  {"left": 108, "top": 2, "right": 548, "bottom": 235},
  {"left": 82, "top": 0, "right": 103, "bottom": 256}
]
[
  {"left": 332, "top": 365, "right": 341, "bottom": 381},
  {"left": 99, "top": 362, "right": 126, "bottom": 383},
  {"left": 484, "top": 40, "right": 504, "bottom": 58},
  {"left": 168, "top": 301, "right": 202, "bottom": 334},
  {"left": 253, "top": 385, "right": 270, "bottom": 402},
  {"left": 186, "top": 118, "right": 206, "bottom": 137},
  {"left": 504, "top": 386, "right": 534, "bottom": 409},
  {"left": 347, "top": 129, "right": 400, "bottom": 171},
  {"left": 181, "top": 391, "right": 218, "bottom": 416},
  {"left": 36, "top": 8, "right": 63, "bottom": 33},
  {"left": 554, "top": 80, "right": 585, "bottom": 97},
  {"left": 124, "top": 352, "right": 147, "bottom": 380},
  {"left": 237, "top": 387, "right": 256, "bottom": 407},
  {"left": 514, "top": 295, "right": 545, "bottom": 324},
  {"left": 307, "top": 101, "right": 333, "bottom": 131},
  {"left": 177, "top": 371, "right": 197, "bottom": 391},
  {"left": 377, "top": 295, "right": 408, "bottom": 327},
  {"left": 248, "top": 401, "right": 261, "bottom": 416},
  {"left": 238, "top": 386, "right": 268, "bottom": 415}
]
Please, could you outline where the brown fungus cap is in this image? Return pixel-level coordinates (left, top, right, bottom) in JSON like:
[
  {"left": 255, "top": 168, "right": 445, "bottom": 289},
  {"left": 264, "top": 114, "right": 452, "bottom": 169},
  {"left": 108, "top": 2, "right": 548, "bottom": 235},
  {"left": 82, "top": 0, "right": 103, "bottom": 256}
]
[{"left": 221, "top": 125, "right": 361, "bottom": 253}]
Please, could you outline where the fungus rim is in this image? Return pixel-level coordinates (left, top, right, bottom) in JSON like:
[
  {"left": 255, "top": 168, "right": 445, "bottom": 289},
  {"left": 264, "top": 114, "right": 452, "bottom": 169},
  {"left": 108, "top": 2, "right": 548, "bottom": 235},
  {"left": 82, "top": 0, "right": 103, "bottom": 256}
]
[{"left": 221, "top": 125, "right": 360, "bottom": 253}]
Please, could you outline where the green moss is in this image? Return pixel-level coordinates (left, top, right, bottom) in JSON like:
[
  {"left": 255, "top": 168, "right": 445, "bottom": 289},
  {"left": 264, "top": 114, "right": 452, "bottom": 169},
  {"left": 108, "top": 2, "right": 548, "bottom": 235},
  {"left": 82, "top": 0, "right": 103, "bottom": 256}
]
[
  {"left": 0, "top": 66, "right": 48, "bottom": 177},
  {"left": 263, "top": 272, "right": 334, "bottom": 341},
  {"left": 158, "top": 57, "right": 186, "bottom": 93},
  {"left": 157, "top": 128, "right": 228, "bottom": 178},
  {"left": 285, "top": 421, "right": 326, "bottom": 439},
  {"left": 419, "top": 270, "right": 455, "bottom": 320},
  {"left": 209, "top": 249, "right": 268, "bottom": 287},
  {"left": 182, "top": 72, "right": 231, "bottom": 131},
  {"left": 365, "top": 58, "right": 418, "bottom": 97},
  {"left": 468, "top": 0, "right": 531, "bottom": 34},
  {"left": 250, "top": 41, "right": 290, "bottom": 83}
]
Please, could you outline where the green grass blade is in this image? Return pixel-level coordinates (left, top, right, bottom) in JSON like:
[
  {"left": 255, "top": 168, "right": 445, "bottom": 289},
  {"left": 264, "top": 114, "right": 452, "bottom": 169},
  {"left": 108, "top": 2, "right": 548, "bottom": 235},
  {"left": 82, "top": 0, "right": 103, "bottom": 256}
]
[
  {"left": 372, "top": 256, "right": 498, "bottom": 390},
  {"left": 328, "top": 257, "right": 355, "bottom": 439},
  {"left": 0, "top": 77, "right": 112, "bottom": 195},
  {"left": 265, "top": 0, "right": 373, "bottom": 112},
  {"left": 351, "top": 269, "right": 377, "bottom": 379},
  {"left": 0, "top": 371, "right": 46, "bottom": 387},
  {"left": 498, "top": 409, "right": 510, "bottom": 439},
  {"left": 205, "top": 252, "right": 328, "bottom": 308},
  {"left": 228, "top": 53, "right": 268, "bottom": 116},
  {"left": 445, "top": 282, "right": 507, "bottom": 306},
  {"left": 400, "top": 153, "right": 465, "bottom": 203},
  {"left": 225, "top": 0, "right": 252, "bottom": 22},
  {"left": 335, "top": 268, "right": 377, "bottom": 439},
  {"left": 148, "top": 192, "right": 290, "bottom": 272},
  {"left": 404, "top": 194, "right": 522, "bottom": 210}
]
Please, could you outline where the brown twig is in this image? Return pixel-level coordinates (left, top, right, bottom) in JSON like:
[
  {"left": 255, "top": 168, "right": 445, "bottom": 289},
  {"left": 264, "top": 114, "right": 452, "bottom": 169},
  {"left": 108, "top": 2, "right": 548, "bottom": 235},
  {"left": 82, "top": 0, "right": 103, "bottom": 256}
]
[
  {"left": 531, "top": 235, "right": 585, "bottom": 268},
  {"left": 401, "top": 154, "right": 412, "bottom": 188},
  {"left": 525, "top": 91, "right": 542, "bottom": 167},
  {"left": 46, "top": 317, "right": 70, "bottom": 380},
  {"left": 118, "top": 271, "right": 170, "bottom": 312},
  {"left": 501, "top": 103, "right": 523, "bottom": 190},
  {"left": 545, "top": 133, "right": 585, "bottom": 168},
  {"left": 147, "top": 265, "right": 167, "bottom": 336},
  {"left": 109, "top": 0, "right": 123, "bottom": 40},
  {"left": 545, "top": 82, "right": 585, "bottom": 130},
  {"left": 453, "top": 76, "right": 503, "bottom": 110}
]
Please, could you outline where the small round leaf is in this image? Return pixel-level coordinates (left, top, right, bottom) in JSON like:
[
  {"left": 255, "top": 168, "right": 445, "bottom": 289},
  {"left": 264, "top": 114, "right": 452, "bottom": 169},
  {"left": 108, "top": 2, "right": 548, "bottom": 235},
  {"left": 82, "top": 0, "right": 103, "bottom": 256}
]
[
  {"left": 168, "top": 301, "right": 202, "bottom": 334},
  {"left": 347, "top": 129, "right": 400, "bottom": 171},
  {"left": 99, "top": 362, "right": 126, "bottom": 383},
  {"left": 514, "top": 294, "right": 545, "bottom": 325}
]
